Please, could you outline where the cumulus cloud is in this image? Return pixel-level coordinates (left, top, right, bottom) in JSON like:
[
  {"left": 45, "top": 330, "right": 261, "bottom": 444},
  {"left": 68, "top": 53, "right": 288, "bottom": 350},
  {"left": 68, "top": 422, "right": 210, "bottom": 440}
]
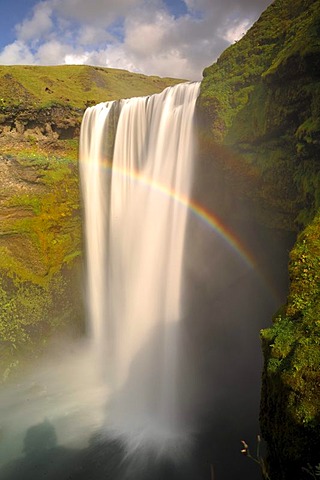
[
  {"left": 65, "top": 52, "right": 90, "bottom": 64},
  {"left": 0, "top": 41, "right": 35, "bottom": 65},
  {"left": 0, "top": 0, "right": 273, "bottom": 79},
  {"left": 126, "top": 15, "right": 168, "bottom": 56},
  {"left": 15, "top": 1, "right": 53, "bottom": 42},
  {"left": 36, "top": 40, "right": 72, "bottom": 64},
  {"left": 77, "top": 26, "right": 114, "bottom": 47}
]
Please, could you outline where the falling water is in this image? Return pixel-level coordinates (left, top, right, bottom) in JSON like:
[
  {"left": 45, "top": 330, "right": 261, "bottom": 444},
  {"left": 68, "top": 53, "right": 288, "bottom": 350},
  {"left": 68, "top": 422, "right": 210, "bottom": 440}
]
[{"left": 79, "top": 82, "right": 200, "bottom": 456}]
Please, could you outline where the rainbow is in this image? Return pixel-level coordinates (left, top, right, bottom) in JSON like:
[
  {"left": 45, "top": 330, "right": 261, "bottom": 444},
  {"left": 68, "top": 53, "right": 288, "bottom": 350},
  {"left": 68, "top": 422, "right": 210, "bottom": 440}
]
[{"left": 81, "top": 158, "right": 257, "bottom": 269}]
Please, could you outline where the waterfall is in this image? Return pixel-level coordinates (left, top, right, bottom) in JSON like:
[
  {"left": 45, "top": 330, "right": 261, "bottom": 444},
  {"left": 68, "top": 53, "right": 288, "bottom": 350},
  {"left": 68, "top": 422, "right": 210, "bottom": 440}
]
[{"left": 79, "top": 82, "right": 200, "bottom": 457}]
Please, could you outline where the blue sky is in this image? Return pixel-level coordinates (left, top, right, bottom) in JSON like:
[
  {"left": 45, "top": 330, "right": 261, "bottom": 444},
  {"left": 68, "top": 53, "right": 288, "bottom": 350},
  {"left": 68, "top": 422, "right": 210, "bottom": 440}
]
[
  {"left": 0, "top": 0, "right": 272, "bottom": 80},
  {"left": 0, "top": 0, "right": 36, "bottom": 48}
]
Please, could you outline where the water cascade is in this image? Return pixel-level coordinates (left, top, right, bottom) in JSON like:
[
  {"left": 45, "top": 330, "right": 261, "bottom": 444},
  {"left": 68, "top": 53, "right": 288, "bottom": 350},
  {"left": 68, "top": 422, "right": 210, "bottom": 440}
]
[{"left": 79, "top": 82, "right": 200, "bottom": 456}]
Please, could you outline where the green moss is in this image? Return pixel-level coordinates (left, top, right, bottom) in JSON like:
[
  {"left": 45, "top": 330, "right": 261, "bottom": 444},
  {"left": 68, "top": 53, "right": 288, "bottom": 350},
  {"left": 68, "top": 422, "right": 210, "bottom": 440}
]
[
  {"left": 198, "top": 0, "right": 320, "bottom": 230},
  {"left": 5, "top": 193, "right": 42, "bottom": 215},
  {"left": 263, "top": 0, "right": 320, "bottom": 81},
  {"left": 199, "top": 0, "right": 287, "bottom": 137},
  {"left": 198, "top": 0, "right": 320, "bottom": 476},
  {"left": 260, "top": 213, "right": 320, "bottom": 479},
  {"left": 0, "top": 153, "right": 83, "bottom": 380},
  {"left": 287, "top": 218, "right": 320, "bottom": 316}
]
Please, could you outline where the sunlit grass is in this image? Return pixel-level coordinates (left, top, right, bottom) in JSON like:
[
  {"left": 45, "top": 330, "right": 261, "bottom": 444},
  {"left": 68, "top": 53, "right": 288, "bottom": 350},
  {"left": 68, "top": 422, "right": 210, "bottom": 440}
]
[{"left": 0, "top": 65, "right": 185, "bottom": 110}]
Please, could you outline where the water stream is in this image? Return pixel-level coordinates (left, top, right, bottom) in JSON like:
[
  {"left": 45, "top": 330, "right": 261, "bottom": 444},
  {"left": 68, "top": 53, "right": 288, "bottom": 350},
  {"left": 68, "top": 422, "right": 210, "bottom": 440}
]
[{"left": 79, "top": 82, "right": 200, "bottom": 456}]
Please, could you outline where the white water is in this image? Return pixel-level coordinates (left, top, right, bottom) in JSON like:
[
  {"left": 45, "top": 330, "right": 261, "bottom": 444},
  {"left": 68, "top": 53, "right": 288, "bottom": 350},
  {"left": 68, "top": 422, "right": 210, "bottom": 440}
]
[{"left": 79, "top": 82, "right": 200, "bottom": 456}]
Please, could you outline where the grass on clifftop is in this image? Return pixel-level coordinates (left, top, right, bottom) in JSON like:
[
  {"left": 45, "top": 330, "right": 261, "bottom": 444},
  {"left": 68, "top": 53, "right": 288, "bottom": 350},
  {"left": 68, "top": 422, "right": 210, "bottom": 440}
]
[{"left": 0, "top": 65, "right": 185, "bottom": 110}]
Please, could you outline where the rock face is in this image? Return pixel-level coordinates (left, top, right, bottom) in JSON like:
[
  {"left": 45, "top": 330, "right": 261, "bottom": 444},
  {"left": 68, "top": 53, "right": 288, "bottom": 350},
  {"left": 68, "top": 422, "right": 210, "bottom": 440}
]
[
  {"left": 0, "top": 105, "right": 82, "bottom": 144},
  {"left": 197, "top": 0, "right": 320, "bottom": 477},
  {"left": 0, "top": 153, "right": 83, "bottom": 380},
  {"left": 0, "top": 67, "right": 182, "bottom": 381},
  {"left": 261, "top": 213, "right": 320, "bottom": 479},
  {"left": 198, "top": 0, "right": 320, "bottom": 229}
]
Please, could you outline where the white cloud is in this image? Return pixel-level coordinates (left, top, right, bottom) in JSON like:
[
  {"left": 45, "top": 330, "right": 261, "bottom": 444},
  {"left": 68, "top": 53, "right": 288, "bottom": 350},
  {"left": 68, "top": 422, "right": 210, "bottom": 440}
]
[
  {"left": 0, "top": 0, "right": 273, "bottom": 79},
  {"left": 15, "top": 1, "right": 53, "bottom": 42},
  {"left": 36, "top": 40, "right": 71, "bottom": 64},
  {"left": 222, "top": 19, "right": 251, "bottom": 43},
  {"left": 0, "top": 41, "right": 35, "bottom": 65},
  {"left": 77, "top": 26, "right": 114, "bottom": 47},
  {"left": 64, "top": 52, "right": 90, "bottom": 64},
  {"left": 125, "top": 10, "right": 173, "bottom": 57}
]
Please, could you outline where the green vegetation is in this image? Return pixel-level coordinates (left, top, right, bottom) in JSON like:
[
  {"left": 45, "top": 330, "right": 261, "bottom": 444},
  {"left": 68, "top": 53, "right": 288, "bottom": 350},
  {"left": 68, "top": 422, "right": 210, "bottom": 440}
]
[
  {"left": 260, "top": 213, "right": 320, "bottom": 479},
  {"left": 197, "top": 0, "right": 320, "bottom": 477},
  {"left": 0, "top": 153, "right": 82, "bottom": 380},
  {"left": 0, "top": 65, "right": 184, "bottom": 109},
  {"left": 0, "top": 65, "right": 184, "bottom": 168},
  {"left": 198, "top": 0, "right": 320, "bottom": 229}
]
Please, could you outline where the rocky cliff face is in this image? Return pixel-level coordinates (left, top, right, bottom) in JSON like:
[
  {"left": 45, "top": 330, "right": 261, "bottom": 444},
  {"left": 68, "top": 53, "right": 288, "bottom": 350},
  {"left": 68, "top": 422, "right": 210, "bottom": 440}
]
[
  {"left": 0, "top": 104, "right": 82, "bottom": 150},
  {"left": 197, "top": 0, "right": 320, "bottom": 477}
]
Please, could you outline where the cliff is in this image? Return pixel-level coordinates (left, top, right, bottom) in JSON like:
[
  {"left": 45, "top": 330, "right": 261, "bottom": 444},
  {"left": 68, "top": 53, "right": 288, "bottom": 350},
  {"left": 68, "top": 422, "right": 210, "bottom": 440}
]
[
  {"left": 197, "top": 0, "right": 320, "bottom": 477},
  {"left": 261, "top": 212, "right": 320, "bottom": 479},
  {"left": 0, "top": 66, "right": 182, "bottom": 380},
  {"left": 198, "top": 0, "right": 320, "bottom": 229},
  {"left": 0, "top": 65, "right": 183, "bottom": 157}
]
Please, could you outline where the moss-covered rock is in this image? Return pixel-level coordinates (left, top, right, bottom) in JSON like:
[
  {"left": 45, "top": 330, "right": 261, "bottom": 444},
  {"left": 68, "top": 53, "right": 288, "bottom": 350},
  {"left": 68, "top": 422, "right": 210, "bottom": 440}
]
[
  {"left": 197, "top": 0, "right": 320, "bottom": 476},
  {"left": 260, "top": 213, "right": 320, "bottom": 479},
  {"left": 0, "top": 153, "right": 83, "bottom": 380},
  {"left": 197, "top": 0, "right": 320, "bottom": 229}
]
